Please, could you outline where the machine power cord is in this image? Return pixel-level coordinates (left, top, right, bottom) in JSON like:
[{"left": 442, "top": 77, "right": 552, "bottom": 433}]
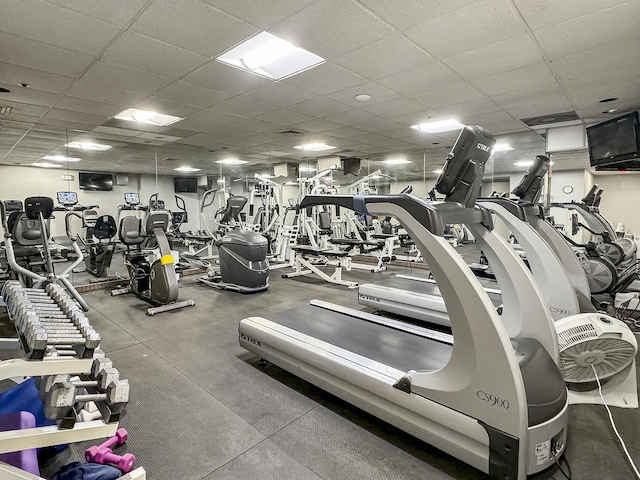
[
  {"left": 552, "top": 452, "right": 572, "bottom": 480},
  {"left": 592, "top": 364, "right": 640, "bottom": 479}
]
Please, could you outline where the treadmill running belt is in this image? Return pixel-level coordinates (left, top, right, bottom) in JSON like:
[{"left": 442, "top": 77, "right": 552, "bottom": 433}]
[
  {"left": 373, "top": 276, "right": 503, "bottom": 308},
  {"left": 271, "top": 305, "right": 452, "bottom": 373}
]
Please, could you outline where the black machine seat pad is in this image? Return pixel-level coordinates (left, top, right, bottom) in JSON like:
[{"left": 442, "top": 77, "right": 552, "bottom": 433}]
[
  {"left": 92, "top": 215, "right": 117, "bottom": 240},
  {"left": 292, "top": 245, "right": 349, "bottom": 257},
  {"left": 119, "top": 216, "right": 145, "bottom": 245}
]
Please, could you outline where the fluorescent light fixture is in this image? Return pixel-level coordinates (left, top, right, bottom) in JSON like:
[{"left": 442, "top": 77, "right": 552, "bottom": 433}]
[
  {"left": 411, "top": 119, "right": 464, "bottom": 133},
  {"left": 174, "top": 166, "right": 201, "bottom": 172},
  {"left": 514, "top": 161, "right": 534, "bottom": 167},
  {"left": 215, "top": 158, "right": 248, "bottom": 165},
  {"left": 299, "top": 166, "right": 318, "bottom": 171},
  {"left": 42, "top": 155, "right": 81, "bottom": 162},
  {"left": 65, "top": 142, "right": 112, "bottom": 151},
  {"left": 32, "top": 162, "right": 63, "bottom": 168},
  {"left": 433, "top": 169, "right": 443, "bottom": 174},
  {"left": 493, "top": 143, "right": 513, "bottom": 152},
  {"left": 294, "top": 143, "right": 336, "bottom": 152},
  {"left": 382, "top": 158, "right": 411, "bottom": 165},
  {"left": 114, "top": 108, "right": 183, "bottom": 127},
  {"left": 217, "top": 31, "right": 325, "bottom": 80}
]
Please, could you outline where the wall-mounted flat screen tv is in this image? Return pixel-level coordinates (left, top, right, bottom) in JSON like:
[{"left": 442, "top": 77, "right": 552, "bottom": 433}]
[
  {"left": 174, "top": 177, "right": 198, "bottom": 193},
  {"left": 79, "top": 172, "right": 113, "bottom": 191},
  {"left": 587, "top": 111, "right": 640, "bottom": 168}
]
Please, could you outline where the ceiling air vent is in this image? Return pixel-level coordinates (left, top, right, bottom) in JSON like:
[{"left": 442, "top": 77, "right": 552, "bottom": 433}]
[
  {"left": 0, "top": 106, "right": 13, "bottom": 115},
  {"left": 520, "top": 111, "right": 579, "bottom": 127}
]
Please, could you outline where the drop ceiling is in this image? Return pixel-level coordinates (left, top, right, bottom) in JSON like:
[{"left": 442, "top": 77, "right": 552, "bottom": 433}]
[{"left": 0, "top": 0, "right": 639, "bottom": 181}]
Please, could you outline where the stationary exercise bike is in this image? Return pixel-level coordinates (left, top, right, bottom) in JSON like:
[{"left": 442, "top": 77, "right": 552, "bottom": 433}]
[{"left": 112, "top": 194, "right": 195, "bottom": 315}]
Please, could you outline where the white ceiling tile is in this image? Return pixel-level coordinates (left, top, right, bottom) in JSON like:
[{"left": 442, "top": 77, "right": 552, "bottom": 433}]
[
  {"left": 506, "top": 100, "right": 575, "bottom": 120},
  {"left": 471, "top": 63, "right": 558, "bottom": 97},
  {"left": 242, "top": 82, "right": 317, "bottom": 108},
  {"left": 254, "top": 108, "right": 314, "bottom": 125},
  {"left": 323, "top": 109, "right": 381, "bottom": 126},
  {"left": 130, "top": 0, "right": 258, "bottom": 58},
  {"left": 183, "top": 61, "right": 271, "bottom": 95},
  {"left": 462, "top": 110, "right": 524, "bottom": 130},
  {"left": 0, "top": 63, "right": 75, "bottom": 95},
  {"left": 42, "top": 0, "right": 149, "bottom": 26},
  {"left": 0, "top": 0, "right": 120, "bottom": 56},
  {"left": 102, "top": 32, "right": 209, "bottom": 79},
  {"left": 430, "top": 98, "right": 503, "bottom": 119},
  {"left": 282, "top": 62, "right": 366, "bottom": 96},
  {"left": 290, "top": 118, "right": 343, "bottom": 133},
  {"left": 357, "top": 0, "right": 482, "bottom": 30},
  {"left": 0, "top": 32, "right": 94, "bottom": 77},
  {"left": 66, "top": 80, "right": 146, "bottom": 107},
  {"left": 174, "top": 132, "right": 224, "bottom": 147},
  {"left": 333, "top": 33, "right": 433, "bottom": 81},
  {"left": 288, "top": 98, "right": 352, "bottom": 118},
  {"left": 41, "top": 108, "right": 108, "bottom": 127},
  {"left": 270, "top": 0, "right": 393, "bottom": 58},
  {"left": 378, "top": 63, "right": 461, "bottom": 96},
  {"left": 443, "top": 35, "right": 545, "bottom": 79},
  {"left": 391, "top": 111, "right": 439, "bottom": 127},
  {"left": 570, "top": 84, "right": 640, "bottom": 111},
  {"left": 405, "top": 0, "right": 525, "bottom": 59},
  {"left": 91, "top": 126, "right": 141, "bottom": 137},
  {"left": 490, "top": 83, "right": 569, "bottom": 109},
  {"left": 0, "top": 100, "right": 48, "bottom": 117},
  {"left": 327, "top": 82, "right": 401, "bottom": 108},
  {"left": 54, "top": 96, "right": 121, "bottom": 117},
  {"left": 0, "top": 88, "right": 60, "bottom": 108},
  {"left": 201, "top": 0, "right": 315, "bottom": 29},
  {"left": 184, "top": 108, "right": 246, "bottom": 126},
  {"left": 81, "top": 61, "right": 174, "bottom": 97},
  {"left": 534, "top": 2, "right": 640, "bottom": 60},
  {"left": 513, "top": 0, "right": 630, "bottom": 30},
  {"left": 322, "top": 126, "right": 369, "bottom": 138},
  {"left": 362, "top": 97, "right": 426, "bottom": 117},
  {"left": 133, "top": 97, "right": 203, "bottom": 118},
  {"left": 213, "top": 96, "right": 279, "bottom": 118},
  {"left": 154, "top": 81, "right": 231, "bottom": 108},
  {"left": 224, "top": 118, "right": 281, "bottom": 133},
  {"left": 411, "top": 83, "right": 486, "bottom": 109},
  {"left": 353, "top": 118, "right": 405, "bottom": 132}
]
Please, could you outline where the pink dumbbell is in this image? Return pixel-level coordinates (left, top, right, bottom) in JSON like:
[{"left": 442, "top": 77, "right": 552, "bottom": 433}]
[
  {"left": 85, "top": 428, "right": 128, "bottom": 462},
  {"left": 93, "top": 448, "right": 136, "bottom": 473}
]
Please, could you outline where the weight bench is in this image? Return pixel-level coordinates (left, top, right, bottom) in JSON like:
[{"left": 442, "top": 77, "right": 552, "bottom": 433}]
[
  {"left": 282, "top": 245, "right": 358, "bottom": 288},
  {"left": 329, "top": 235, "right": 397, "bottom": 273}
]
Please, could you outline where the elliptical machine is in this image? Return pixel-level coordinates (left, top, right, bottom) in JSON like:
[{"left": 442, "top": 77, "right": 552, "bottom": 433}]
[
  {"left": 112, "top": 194, "right": 195, "bottom": 315},
  {"left": 198, "top": 196, "right": 269, "bottom": 293}
]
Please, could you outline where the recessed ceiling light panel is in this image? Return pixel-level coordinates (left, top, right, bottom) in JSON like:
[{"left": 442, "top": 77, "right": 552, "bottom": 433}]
[
  {"left": 43, "top": 155, "right": 81, "bottom": 162},
  {"left": 32, "top": 162, "right": 63, "bottom": 168},
  {"left": 382, "top": 158, "right": 411, "bottom": 165},
  {"left": 493, "top": 143, "right": 513, "bottom": 152},
  {"left": 114, "top": 108, "right": 183, "bottom": 126},
  {"left": 217, "top": 31, "right": 325, "bottom": 80},
  {"left": 411, "top": 119, "right": 464, "bottom": 133},
  {"left": 293, "top": 143, "right": 335, "bottom": 151},
  {"left": 215, "top": 158, "right": 248, "bottom": 165},
  {"left": 433, "top": 169, "right": 443, "bottom": 174},
  {"left": 66, "top": 142, "right": 112, "bottom": 151},
  {"left": 174, "top": 166, "right": 201, "bottom": 172}
]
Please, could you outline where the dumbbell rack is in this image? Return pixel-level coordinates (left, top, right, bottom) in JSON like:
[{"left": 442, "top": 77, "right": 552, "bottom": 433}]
[{"left": 0, "top": 281, "right": 128, "bottom": 478}]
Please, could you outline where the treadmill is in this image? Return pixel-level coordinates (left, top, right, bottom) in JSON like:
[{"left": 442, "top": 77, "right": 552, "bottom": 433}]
[{"left": 239, "top": 126, "right": 568, "bottom": 480}]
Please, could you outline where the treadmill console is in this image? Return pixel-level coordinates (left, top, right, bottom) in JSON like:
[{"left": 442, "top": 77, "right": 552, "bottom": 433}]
[
  {"left": 124, "top": 193, "right": 140, "bottom": 206},
  {"left": 433, "top": 125, "right": 496, "bottom": 207},
  {"left": 57, "top": 191, "right": 78, "bottom": 206},
  {"left": 511, "top": 155, "right": 550, "bottom": 205}
]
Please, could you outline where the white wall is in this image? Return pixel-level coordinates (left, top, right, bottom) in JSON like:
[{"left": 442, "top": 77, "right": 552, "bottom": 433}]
[
  {"left": 0, "top": 166, "right": 208, "bottom": 238},
  {"left": 590, "top": 172, "right": 640, "bottom": 233}
]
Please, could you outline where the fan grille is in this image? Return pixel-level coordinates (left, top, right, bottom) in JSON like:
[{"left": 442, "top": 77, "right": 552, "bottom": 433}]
[{"left": 560, "top": 336, "right": 636, "bottom": 383}]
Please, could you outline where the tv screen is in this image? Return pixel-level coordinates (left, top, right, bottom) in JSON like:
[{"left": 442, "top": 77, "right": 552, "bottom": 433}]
[
  {"left": 79, "top": 172, "right": 113, "bottom": 191},
  {"left": 587, "top": 111, "right": 640, "bottom": 167},
  {"left": 174, "top": 177, "right": 198, "bottom": 193},
  {"left": 341, "top": 157, "right": 361, "bottom": 176}
]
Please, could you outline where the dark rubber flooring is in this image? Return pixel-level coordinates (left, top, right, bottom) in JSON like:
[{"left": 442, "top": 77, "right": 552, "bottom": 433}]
[{"left": 2, "top": 245, "right": 640, "bottom": 479}]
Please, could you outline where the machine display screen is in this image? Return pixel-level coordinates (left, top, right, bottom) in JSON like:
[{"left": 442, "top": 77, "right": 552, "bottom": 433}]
[
  {"left": 57, "top": 191, "right": 78, "bottom": 206},
  {"left": 125, "top": 193, "right": 140, "bottom": 205}
]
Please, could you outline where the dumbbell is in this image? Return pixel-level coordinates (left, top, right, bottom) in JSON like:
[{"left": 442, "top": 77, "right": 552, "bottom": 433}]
[
  {"left": 45, "top": 379, "right": 130, "bottom": 420},
  {"left": 39, "top": 365, "right": 119, "bottom": 401},
  {"left": 85, "top": 428, "right": 128, "bottom": 461},
  {"left": 93, "top": 449, "right": 136, "bottom": 473}
]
